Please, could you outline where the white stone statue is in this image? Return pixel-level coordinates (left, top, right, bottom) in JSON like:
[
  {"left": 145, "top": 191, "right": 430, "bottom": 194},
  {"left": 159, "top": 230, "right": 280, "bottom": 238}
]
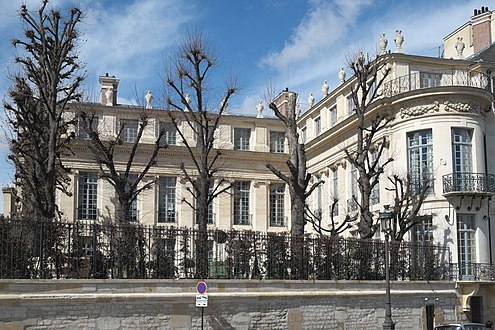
[
  {"left": 256, "top": 100, "right": 264, "bottom": 118},
  {"left": 184, "top": 93, "right": 191, "bottom": 110},
  {"left": 145, "top": 90, "right": 153, "bottom": 109},
  {"left": 308, "top": 93, "right": 315, "bottom": 108},
  {"left": 394, "top": 30, "right": 404, "bottom": 53},
  {"left": 338, "top": 67, "right": 346, "bottom": 84},
  {"left": 455, "top": 37, "right": 465, "bottom": 58},
  {"left": 105, "top": 87, "right": 113, "bottom": 106},
  {"left": 322, "top": 80, "right": 329, "bottom": 97},
  {"left": 379, "top": 33, "right": 388, "bottom": 55}
]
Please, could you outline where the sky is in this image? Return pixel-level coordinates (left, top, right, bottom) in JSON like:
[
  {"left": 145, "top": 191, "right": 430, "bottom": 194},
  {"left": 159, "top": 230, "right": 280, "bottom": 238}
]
[{"left": 0, "top": 0, "right": 490, "bottom": 213}]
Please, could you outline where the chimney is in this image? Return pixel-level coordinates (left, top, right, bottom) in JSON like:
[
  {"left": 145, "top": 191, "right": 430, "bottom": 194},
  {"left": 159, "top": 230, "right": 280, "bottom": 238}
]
[
  {"left": 99, "top": 73, "right": 119, "bottom": 106},
  {"left": 472, "top": 6, "right": 492, "bottom": 53}
]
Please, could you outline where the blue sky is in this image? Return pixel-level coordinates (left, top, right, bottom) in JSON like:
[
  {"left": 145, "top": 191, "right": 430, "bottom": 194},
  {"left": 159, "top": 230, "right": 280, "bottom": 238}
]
[{"left": 0, "top": 0, "right": 489, "bottom": 213}]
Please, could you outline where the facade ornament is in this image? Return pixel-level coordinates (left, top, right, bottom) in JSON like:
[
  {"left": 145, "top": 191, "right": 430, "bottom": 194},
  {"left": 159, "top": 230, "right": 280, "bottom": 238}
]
[
  {"left": 338, "top": 67, "right": 346, "bottom": 84},
  {"left": 455, "top": 37, "right": 465, "bottom": 59},
  {"left": 184, "top": 93, "right": 191, "bottom": 110},
  {"left": 105, "top": 87, "right": 114, "bottom": 106},
  {"left": 322, "top": 80, "right": 329, "bottom": 97},
  {"left": 394, "top": 30, "right": 404, "bottom": 53},
  {"left": 256, "top": 100, "right": 264, "bottom": 118},
  {"left": 400, "top": 101, "right": 439, "bottom": 118},
  {"left": 379, "top": 33, "right": 388, "bottom": 55},
  {"left": 145, "top": 90, "right": 153, "bottom": 109},
  {"left": 443, "top": 100, "right": 481, "bottom": 114},
  {"left": 308, "top": 93, "right": 315, "bottom": 108}
]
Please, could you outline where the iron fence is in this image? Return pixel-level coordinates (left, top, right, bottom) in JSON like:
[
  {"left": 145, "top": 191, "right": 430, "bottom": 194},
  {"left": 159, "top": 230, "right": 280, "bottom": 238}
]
[
  {"left": 0, "top": 218, "right": 456, "bottom": 280},
  {"left": 442, "top": 172, "right": 495, "bottom": 194}
]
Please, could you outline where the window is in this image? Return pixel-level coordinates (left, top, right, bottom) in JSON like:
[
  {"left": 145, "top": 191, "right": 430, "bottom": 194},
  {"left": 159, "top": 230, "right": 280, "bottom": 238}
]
[
  {"left": 413, "top": 217, "right": 433, "bottom": 243},
  {"left": 407, "top": 130, "right": 434, "bottom": 194},
  {"left": 314, "top": 116, "right": 321, "bottom": 136},
  {"left": 159, "top": 122, "right": 177, "bottom": 145},
  {"left": 234, "top": 128, "right": 251, "bottom": 150},
  {"left": 269, "top": 183, "right": 285, "bottom": 227},
  {"left": 301, "top": 127, "right": 307, "bottom": 144},
  {"left": 270, "top": 131, "right": 285, "bottom": 153},
  {"left": 128, "top": 174, "right": 138, "bottom": 222},
  {"left": 420, "top": 72, "right": 442, "bottom": 88},
  {"left": 452, "top": 128, "right": 472, "bottom": 173},
  {"left": 233, "top": 181, "right": 250, "bottom": 225},
  {"left": 78, "top": 116, "right": 98, "bottom": 140},
  {"left": 158, "top": 177, "right": 176, "bottom": 223},
  {"left": 330, "top": 106, "right": 337, "bottom": 126},
  {"left": 120, "top": 119, "right": 139, "bottom": 143},
  {"left": 348, "top": 163, "right": 358, "bottom": 212},
  {"left": 457, "top": 214, "right": 476, "bottom": 279},
  {"left": 331, "top": 168, "right": 339, "bottom": 216},
  {"left": 77, "top": 172, "right": 98, "bottom": 220},
  {"left": 370, "top": 151, "right": 380, "bottom": 205},
  {"left": 347, "top": 95, "right": 355, "bottom": 115}
]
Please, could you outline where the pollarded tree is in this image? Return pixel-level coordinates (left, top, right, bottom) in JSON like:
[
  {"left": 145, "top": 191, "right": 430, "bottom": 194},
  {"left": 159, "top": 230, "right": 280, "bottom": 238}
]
[
  {"left": 76, "top": 109, "right": 166, "bottom": 223},
  {"left": 164, "top": 30, "right": 238, "bottom": 278},
  {"left": 344, "top": 51, "right": 393, "bottom": 239},
  {"left": 266, "top": 91, "right": 324, "bottom": 236},
  {"left": 4, "top": 1, "right": 84, "bottom": 220}
]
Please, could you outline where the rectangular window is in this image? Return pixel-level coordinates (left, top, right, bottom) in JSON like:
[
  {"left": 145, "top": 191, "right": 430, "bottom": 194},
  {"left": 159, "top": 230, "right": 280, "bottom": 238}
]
[
  {"left": 77, "top": 172, "right": 98, "bottom": 220},
  {"left": 407, "top": 129, "right": 434, "bottom": 194},
  {"left": 347, "top": 95, "right": 355, "bottom": 115},
  {"left": 414, "top": 217, "right": 433, "bottom": 243},
  {"left": 270, "top": 131, "right": 285, "bottom": 153},
  {"left": 330, "top": 106, "right": 337, "bottom": 126},
  {"left": 159, "top": 122, "right": 177, "bottom": 145},
  {"left": 120, "top": 119, "right": 139, "bottom": 143},
  {"left": 452, "top": 128, "right": 473, "bottom": 191},
  {"left": 331, "top": 168, "right": 339, "bottom": 216},
  {"left": 233, "top": 181, "right": 250, "bottom": 225},
  {"left": 301, "top": 127, "right": 307, "bottom": 144},
  {"left": 234, "top": 128, "right": 251, "bottom": 150},
  {"left": 457, "top": 214, "right": 476, "bottom": 279},
  {"left": 128, "top": 174, "right": 138, "bottom": 222},
  {"left": 348, "top": 163, "right": 358, "bottom": 212},
  {"left": 420, "top": 72, "right": 442, "bottom": 88},
  {"left": 269, "top": 183, "right": 285, "bottom": 227},
  {"left": 158, "top": 177, "right": 176, "bottom": 223},
  {"left": 78, "top": 116, "right": 98, "bottom": 140},
  {"left": 314, "top": 116, "right": 321, "bottom": 136},
  {"left": 370, "top": 151, "right": 380, "bottom": 205}
]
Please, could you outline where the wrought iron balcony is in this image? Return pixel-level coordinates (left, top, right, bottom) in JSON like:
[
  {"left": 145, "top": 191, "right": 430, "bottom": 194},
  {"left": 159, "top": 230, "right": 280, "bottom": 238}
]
[
  {"left": 382, "top": 70, "right": 490, "bottom": 98},
  {"left": 442, "top": 173, "right": 495, "bottom": 195}
]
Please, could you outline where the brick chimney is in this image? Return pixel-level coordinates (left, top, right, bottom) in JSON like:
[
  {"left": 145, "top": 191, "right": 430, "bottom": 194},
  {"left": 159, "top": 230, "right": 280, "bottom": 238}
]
[
  {"left": 99, "top": 73, "right": 119, "bottom": 106},
  {"left": 472, "top": 6, "right": 492, "bottom": 53}
]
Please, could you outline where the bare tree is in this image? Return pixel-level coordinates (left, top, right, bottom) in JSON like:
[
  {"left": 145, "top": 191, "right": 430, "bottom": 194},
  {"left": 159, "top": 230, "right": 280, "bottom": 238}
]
[
  {"left": 76, "top": 109, "right": 166, "bottom": 223},
  {"left": 387, "top": 174, "right": 432, "bottom": 242},
  {"left": 308, "top": 198, "right": 357, "bottom": 237},
  {"left": 266, "top": 91, "right": 323, "bottom": 236},
  {"left": 4, "top": 1, "right": 84, "bottom": 220},
  {"left": 164, "top": 31, "right": 238, "bottom": 278},
  {"left": 344, "top": 51, "right": 393, "bottom": 239}
]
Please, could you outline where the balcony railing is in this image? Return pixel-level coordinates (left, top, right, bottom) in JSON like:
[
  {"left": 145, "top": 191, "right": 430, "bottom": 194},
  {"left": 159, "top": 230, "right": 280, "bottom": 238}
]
[
  {"left": 442, "top": 173, "right": 495, "bottom": 195},
  {"left": 447, "top": 263, "right": 495, "bottom": 281},
  {"left": 382, "top": 70, "right": 490, "bottom": 98}
]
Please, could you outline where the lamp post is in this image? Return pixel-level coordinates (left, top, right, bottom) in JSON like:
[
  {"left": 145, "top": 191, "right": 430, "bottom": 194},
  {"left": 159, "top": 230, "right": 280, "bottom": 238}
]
[{"left": 380, "top": 205, "right": 396, "bottom": 330}]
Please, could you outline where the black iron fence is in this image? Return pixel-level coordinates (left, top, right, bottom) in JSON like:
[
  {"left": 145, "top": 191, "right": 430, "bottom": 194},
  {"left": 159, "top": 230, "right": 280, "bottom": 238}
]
[
  {"left": 0, "top": 219, "right": 455, "bottom": 280},
  {"left": 442, "top": 172, "right": 495, "bottom": 195}
]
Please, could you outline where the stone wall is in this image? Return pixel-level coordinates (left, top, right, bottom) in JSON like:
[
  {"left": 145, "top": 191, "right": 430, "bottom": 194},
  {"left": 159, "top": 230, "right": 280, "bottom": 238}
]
[{"left": 0, "top": 279, "right": 478, "bottom": 329}]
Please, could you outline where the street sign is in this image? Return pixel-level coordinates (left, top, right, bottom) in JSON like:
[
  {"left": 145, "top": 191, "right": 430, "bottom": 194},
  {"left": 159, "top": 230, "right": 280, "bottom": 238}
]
[
  {"left": 196, "top": 294, "right": 208, "bottom": 307},
  {"left": 196, "top": 281, "right": 207, "bottom": 294}
]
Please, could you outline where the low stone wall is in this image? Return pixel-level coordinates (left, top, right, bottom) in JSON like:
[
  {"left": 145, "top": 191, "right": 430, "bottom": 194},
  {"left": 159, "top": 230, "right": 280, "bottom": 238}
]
[{"left": 0, "top": 279, "right": 465, "bottom": 329}]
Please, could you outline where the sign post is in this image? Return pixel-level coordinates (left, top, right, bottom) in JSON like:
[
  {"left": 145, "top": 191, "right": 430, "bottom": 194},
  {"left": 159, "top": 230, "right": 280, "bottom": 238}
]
[{"left": 196, "top": 282, "right": 208, "bottom": 329}]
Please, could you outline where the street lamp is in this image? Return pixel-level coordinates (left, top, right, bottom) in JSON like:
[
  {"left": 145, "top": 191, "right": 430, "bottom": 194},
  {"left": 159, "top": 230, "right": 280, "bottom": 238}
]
[{"left": 380, "top": 204, "right": 396, "bottom": 330}]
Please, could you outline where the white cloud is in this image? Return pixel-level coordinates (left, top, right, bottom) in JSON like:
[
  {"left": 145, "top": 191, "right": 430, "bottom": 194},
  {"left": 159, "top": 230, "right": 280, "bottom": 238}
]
[
  {"left": 260, "top": 0, "right": 372, "bottom": 72},
  {"left": 80, "top": 0, "right": 195, "bottom": 82}
]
